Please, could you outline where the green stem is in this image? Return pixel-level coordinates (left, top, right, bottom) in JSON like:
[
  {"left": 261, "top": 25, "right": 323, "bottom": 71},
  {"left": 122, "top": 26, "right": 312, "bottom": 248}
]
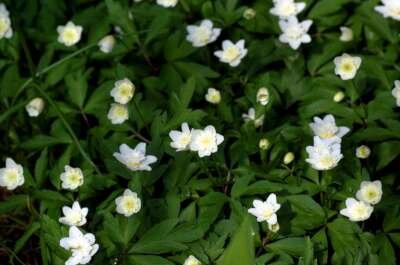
[
  {"left": 12, "top": 43, "right": 97, "bottom": 105},
  {"left": 33, "top": 83, "right": 103, "bottom": 177}
]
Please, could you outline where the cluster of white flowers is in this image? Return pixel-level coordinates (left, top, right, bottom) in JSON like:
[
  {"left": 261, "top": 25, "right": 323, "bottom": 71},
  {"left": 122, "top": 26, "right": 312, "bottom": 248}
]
[
  {"left": 248, "top": 193, "right": 281, "bottom": 232},
  {"left": 107, "top": 78, "right": 135, "bottom": 124},
  {"left": 242, "top": 108, "right": 264, "bottom": 128},
  {"left": 113, "top": 142, "right": 157, "bottom": 171},
  {"left": 334, "top": 53, "right": 362, "bottom": 80},
  {"left": 391, "top": 80, "right": 400, "bottom": 107},
  {"left": 169, "top": 123, "right": 224, "bottom": 157},
  {"left": 306, "top": 114, "right": 350, "bottom": 170},
  {"left": 270, "top": 0, "right": 312, "bottom": 50},
  {"left": 60, "top": 226, "right": 99, "bottom": 265},
  {"left": 375, "top": 0, "right": 400, "bottom": 21},
  {"left": 0, "top": 3, "right": 12, "bottom": 39},
  {"left": 340, "top": 180, "right": 382, "bottom": 222},
  {"left": 0, "top": 158, "right": 24, "bottom": 190}
]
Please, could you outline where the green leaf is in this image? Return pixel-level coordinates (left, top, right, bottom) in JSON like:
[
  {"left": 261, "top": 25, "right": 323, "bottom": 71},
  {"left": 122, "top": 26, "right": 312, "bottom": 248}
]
[
  {"left": 65, "top": 69, "right": 89, "bottom": 107},
  {"left": 216, "top": 216, "right": 254, "bottom": 265},
  {"left": 127, "top": 255, "right": 175, "bottom": 265},
  {"left": 35, "top": 148, "right": 48, "bottom": 187},
  {"left": 0, "top": 195, "right": 28, "bottom": 214},
  {"left": 375, "top": 141, "right": 400, "bottom": 170},
  {"left": 13, "top": 222, "right": 40, "bottom": 255}
]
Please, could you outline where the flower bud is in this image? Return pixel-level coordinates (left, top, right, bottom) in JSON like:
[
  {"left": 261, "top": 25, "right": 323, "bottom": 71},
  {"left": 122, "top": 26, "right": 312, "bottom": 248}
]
[
  {"left": 243, "top": 8, "right": 256, "bottom": 20},
  {"left": 268, "top": 222, "right": 280, "bottom": 233},
  {"left": 98, "top": 35, "right": 116, "bottom": 53},
  {"left": 339, "top": 27, "right": 353, "bottom": 42},
  {"left": 283, "top": 152, "right": 294, "bottom": 164},
  {"left": 356, "top": 145, "right": 371, "bottom": 159},
  {"left": 333, "top": 91, "right": 345, "bottom": 102},
  {"left": 257, "top": 87, "right": 270, "bottom": 106},
  {"left": 25, "top": 97, "right": 45, "bottom": 117},
  {"left": 259, "top": 138, "right": 270, "bottom": 150},
  {"left": 205, "top": 88, "right": 221, "bottom": 104}
]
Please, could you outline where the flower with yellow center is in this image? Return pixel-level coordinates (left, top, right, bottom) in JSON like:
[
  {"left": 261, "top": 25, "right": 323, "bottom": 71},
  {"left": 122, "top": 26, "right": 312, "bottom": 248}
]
[
  {"left": 309, "top": 114, "right": 350, "bottom": 140},
  {"left": 113, "top": 143, "right": 157, "bottom": 171},
  {"left": 278, "top": 16, "right": 313, "bottom": 50},
  {"left": 60, "top": 165, "right": 84, "bottom": 190},
  {"left": 356, "top": 145, "right": 371, "bottom": 159},
  {"left": 248, "top": 193, "right": 281, "bottom": 224},
  {"left": 334, "top": 53, "right": 362, "bottom": 80},
  {"left": 205, "top": 88, "right": 221, "bottom": 104},
  {"left": 259, "top": 138, "right": 270, "bottom": 150},
  {"left": 0, "top": 4, "right": 12, "bottom": 39},
  {"left": 0, "top": 158, "right": 24, "bottom": 190},
  {"left": 107, "top": 103, "right": 129, "bottom": 124},
  {"left": 375, "top": 0, "right": 400, "bottom": 21},
  {"left": 110, "top": 78, "right": 135, "bottom": 104},
  {"left": 57, "top": 21, "right": 83, "bottom": 47},
  {"left": 59, "top": 201, "right": 88, "bottom": 227},
  {"left": 189, "top": 125, "right": 224, "bottom": 157},
  {"left": 115, "top": 189, "right": 142, "bottom": 217},
  {"left": 356, "top": 180, "right": 382, "bottom": 205},
  {"left": 306, "top": 136, "right": 343, "bottom": 171},
  {"left": 214, "top": 40, "right": 247, "bottom": 67},
  {"left": 169, "top": 123, "right": 193, "bottom": 151},
  {"left": 183, "top": 255, "right": 201, "bottom": 265},
  {"left": 186, "top": 20, "right": 221, "bottom": 47},
  {"left": 270, "top": 0, "right": 306, "bottom": 19},
  {"left": 340, "top": 198, "right": 373, "bottom": 222}
]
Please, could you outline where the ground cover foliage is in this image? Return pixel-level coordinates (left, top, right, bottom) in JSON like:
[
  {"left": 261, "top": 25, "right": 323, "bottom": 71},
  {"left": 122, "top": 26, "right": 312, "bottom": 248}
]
[{"left": 0, "top": 0, "right": 400, "bottom": 264}]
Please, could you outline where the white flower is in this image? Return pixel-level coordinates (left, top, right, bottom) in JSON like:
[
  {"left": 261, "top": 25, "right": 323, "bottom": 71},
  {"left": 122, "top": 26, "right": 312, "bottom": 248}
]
[
  {"left": 59, "top": 202, "right": 88, "bottom": 227},
  {"left": 186, "top": 20, "right": 221, "bottom": 47},
  {"left": 242, "top": 108, "right": 264, "bottom": 128},
  {"left": 157, "top": 0, "right": 178, "bottom": 8},
  {"left": 391, "top": 80, "right": 400, "bottom": 106},
  {"left": 214, "top": 39, "right": 248, "bottom": 67},
  {"left": 113, "top": 143, "right": 157, "bottom": 171},
  {"left": 256, "top": 87, "right": 270, "bottom": 106},
  {"left": 115, "top": 189, "right": 142, "bottom": 217},
  {"left": 205, "top": 88, "right": 221, "bottom": 104},
  {"left": 60, "top": 226, "right": 99, "bottom": 265},
  {"left": 339, "top": 27, "right": 353, "bottom": 42},
  {"left": 98, "top": 35, "right": 115, "bottom": 53},
  {"left": 259, "top": 138, "right": 270, "bottom": 150},
  {"left": 278, "top": 16, "right": 312, "bottom": 50},
  {"left": 268, "top": 222, "right": 280, "bottom": 233},
  {"left": 0, "top": 4, "right": 12, "bottom": 39},
  {"left": 306, "top": 136, "right": 344, "bottom": 171},
  {"left": 356, "top": 145, "right": 371, "bottom": 159},
  {"left": 333, "top": 91, "right": 345, "bottom": 102},
  {"left": 189, "top": 125, "right": 224, "bottom": 157},
  {"left": 60, "top": 166, "right": 84, "bottom": 190},
  {"left": 0, "top": 158, "right": 24, "bottom": 190},
  {"left": 25, "top": 97, "right": 45, "bottom": 117},
  {"left": 356, "top": 180, "right": 382, "bottom": 205},
  {"left": 107, "top": 103, "right": 129, "bottom": 124},
  {"left": 309, "top": 114, "right": 350, "bottom": 140},
  {"left": 283, "top": 152, "right": 294, "bottom": 164},
  {"left": 270, "top": 0, "right": 306, "bottom": 19},
  {"left": 169, "top": 122, "right": 192, "bottom": 151},
  {"left": 57, "top": 21, "right": 83, "bottom": 47},
  {"left": 110, "top": 78, "right": 135, "bottom": 104},
  {"left": 334, "top": 53, "right": 362, "bottom": 80},
  {"left": 183, "top": 255, "right": 201, "bottom": 265},
  {"left": 375, "top": 0, "right": 400, "bottom": 21},
  {"left": 243, "top": 8, "right": 256, "bottom": 20},
  {"left": 340, "top": 198, "right": 373, "bottom": 222},
  {"left": 248, "top": 193, "right": 281, "bottom": 224}
]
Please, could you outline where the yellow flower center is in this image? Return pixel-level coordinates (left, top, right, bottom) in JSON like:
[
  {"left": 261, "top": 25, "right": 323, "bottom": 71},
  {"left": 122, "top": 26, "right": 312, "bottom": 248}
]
[
  {"left": 67, "top": 173, "right": 81, "bottom": 185},
  {"left": 118, "top": 84, "right": 133, "bottom": 97},
  {"left": 128, "top": 159, "right": 141, "bottom": 168},
  {"left": 63, "top": 28, "right": 78, "bottom": 43},
  {"left": 281, "top": 3, "right": 295, "bottom": 16},
  {"left": 263, "top": 208, "right": 273, "bottom": 219},
  {"left": 5, "top": 170, "right": 18, "bottom": 183},
  {"left": 199, "top": 135, "right": 213, "bottom": 148},
  {"left": 114, "top": 106, "right": 127, "bottom": 117},
  {"left": 196, "top": 27, "right": 211, "bottom": 43},
  {"left": 123, "top": 197, "right": 137, "bottom": 212},
  {"left": 340, "top": 62, "right": 354, "bottom": 73},
  {"left": 224, "top": 46, "right": 240, "bottom": 62},
  {"left": 179, "top": 134, "right": 191, "bottom": 147},
  {"left": 0, "top": 17, "right": 9, "bottom": 36},
  {"left": 320, "top": 155, "right": 335, "bottom": 168}
]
